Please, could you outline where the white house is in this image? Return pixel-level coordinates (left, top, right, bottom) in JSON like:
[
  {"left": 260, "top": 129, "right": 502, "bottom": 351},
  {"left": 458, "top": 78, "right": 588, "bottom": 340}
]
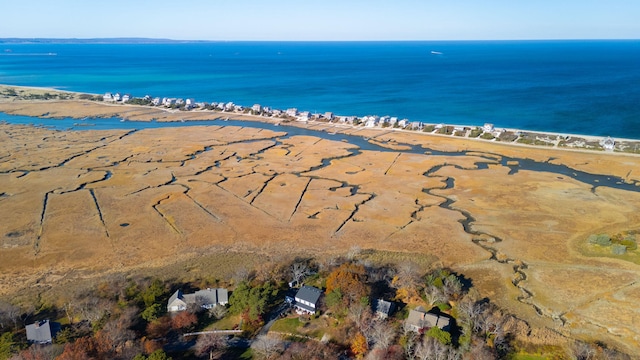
[
  {"left": 600, "top": 136, "right": 615, "bottom": 151},
  {"left": 286, "top": 108, "right": 298, "bottom": 117},
  {"left": 252, "top": 104, "right": 262, "bottom": 113},
  {"left": 298, "top": 111, "right": 311, "bottom": 121},
  {"left": 185, "top": 98, "right": 196, "bottom": 108},
  {"left": 293, "top": 286, "right": 322, "bottom": 315},
  {"left": 483, "top": 123, "right": 495, "bottom": 133},
  {"left": 324, "top": 112, "right": 334, "bottom": 121},
  {"left": 152, "top": 97, "right": 162, "bottom": 106},
  {"left": 121, "top": 94, "right": 131, "bottom": 103},
  {"left": 113, "top": 93, "right": 121, "bottom": 102},
  {"left": 365, "top": 116, "right": 377, "bottom": 127},
  {"left": 103, "top": 92, "right": 114, "bottom": 101}
]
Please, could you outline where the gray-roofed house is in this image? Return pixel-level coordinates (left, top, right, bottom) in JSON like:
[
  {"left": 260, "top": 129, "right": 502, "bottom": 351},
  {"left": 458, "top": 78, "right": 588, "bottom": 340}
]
[
  {"left": 405, "top": 307, "right": 451, "bottom": 333},
  {"left": 167, "top": 288, "right": 228, "bottom": 312},
  {"left": 167, "top": 289, "right": 189, "bottom": 312},
  {"left": 294, "top": 285, "right": 322, "bottom": 315},
  {"left": 26, "top": 320, "right": 59, "bottom": 344},
  {"left": 374, "top": 299, "right": 396, "bottom": 319}
]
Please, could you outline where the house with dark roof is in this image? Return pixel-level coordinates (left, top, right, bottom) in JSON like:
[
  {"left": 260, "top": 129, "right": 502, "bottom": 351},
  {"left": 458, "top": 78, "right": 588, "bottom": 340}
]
[
  {"left": 293, "top": 286, "right": 322, "bottom": 315},
  {"left": 167, "top": 288, "right": 228, "bottom": 312},
  {"left": 26, "top": 320, "right": 59, "bottom": 344},
  {"left": 405, "top": 307, "right": 451, "bottom": 333}
]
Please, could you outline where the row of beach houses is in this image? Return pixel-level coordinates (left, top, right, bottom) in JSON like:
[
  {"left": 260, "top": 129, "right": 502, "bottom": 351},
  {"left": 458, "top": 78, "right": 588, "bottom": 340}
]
[
  {"left": 102, "top": 91, "right": 420, "bottom": 129},
  {"left": 101, "top": 91, "right": 619, "bottom": 151}
]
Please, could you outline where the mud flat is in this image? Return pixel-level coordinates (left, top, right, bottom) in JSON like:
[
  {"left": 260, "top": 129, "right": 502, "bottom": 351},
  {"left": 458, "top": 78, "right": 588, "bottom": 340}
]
[{"left": 1, "top": 87, "right": 640, "bottom": 353}]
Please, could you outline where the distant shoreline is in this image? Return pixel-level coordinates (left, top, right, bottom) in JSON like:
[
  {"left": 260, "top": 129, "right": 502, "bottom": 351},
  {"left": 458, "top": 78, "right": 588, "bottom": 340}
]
[
  {"left": 1, "top": 84, "right": 639, "bottom": 155},
  {"left": 2, "top": 38, "right": 639, "bottom": 44}
]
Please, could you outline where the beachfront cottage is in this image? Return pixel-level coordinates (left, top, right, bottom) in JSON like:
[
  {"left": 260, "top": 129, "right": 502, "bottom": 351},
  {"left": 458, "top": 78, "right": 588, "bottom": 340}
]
[
  {"left": 113, "top": 93, "right": 121, "bottom": 102},
  {"left": 324, "top": 112, "right": 334, "bottom": 120},
  {"left": 405, "top": 307, "right": 451, "bottom": 333},
  {"left": 152, "top": 97, "right": 162, "bottom": 106},
  {"left": 483, "top": 123, "right": 494, "bottom": 133},
  {"left": 398, "top": 119, "right": 408, "bottom": 128},
  {"left": 298, "top": 111, "right": 311, "bottom": 121},
  {"left": 293, "top": 285, "right": 322, "bottom": 315},
  {"left": 365, "top": 117, "right": 377, "bottom": 127},
  {"left": 103, "top": 92, "right": 113, "bottom": 101},
  {"left": 121, "top": 94, "right": 130, "bottom": 103},
  {"left": 600, "top": 136, "right": 615, "bottom": 151},
  {"left": 26, "top": 320, "right": 59, "bottom": 344},
  {"left": 167, "top": 288, "right": 228, "bottom": 312},
  {"left": 252, "top": 104, "right": 262, "bottom": 113},
  {"left": 286, "top": 108, "right": 298, "bottom": 117},
  {"left": 185, "top": 98, "right": 196, "bottom": 108}
]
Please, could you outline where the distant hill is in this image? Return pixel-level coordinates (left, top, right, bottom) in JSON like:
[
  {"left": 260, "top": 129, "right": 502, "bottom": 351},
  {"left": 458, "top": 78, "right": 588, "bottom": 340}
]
[{"left": 0, "top": 38, "right": 213, "bottom": 44}]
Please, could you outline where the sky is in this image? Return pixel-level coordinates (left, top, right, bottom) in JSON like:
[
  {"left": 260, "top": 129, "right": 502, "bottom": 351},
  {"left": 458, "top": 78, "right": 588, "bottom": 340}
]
[{"left": 2, "top": 0, "right": 639, "bottom": 41}]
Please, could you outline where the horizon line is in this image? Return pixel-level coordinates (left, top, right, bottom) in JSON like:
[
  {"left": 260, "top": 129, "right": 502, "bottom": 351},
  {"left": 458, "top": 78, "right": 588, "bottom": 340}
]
[{"left": 1, "top": 37, "right": 639, "bottom": 44}]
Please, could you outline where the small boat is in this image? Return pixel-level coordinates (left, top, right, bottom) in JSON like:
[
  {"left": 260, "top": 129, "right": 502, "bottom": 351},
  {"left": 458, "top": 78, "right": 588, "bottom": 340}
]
[{"left": 431, "top": 51, "right": 443, "bottom": 55}]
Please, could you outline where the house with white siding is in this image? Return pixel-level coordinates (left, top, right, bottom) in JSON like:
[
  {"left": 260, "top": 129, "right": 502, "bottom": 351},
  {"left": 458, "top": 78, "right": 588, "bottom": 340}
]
[{"left": 293, "top": 286, "right": 322, "bottom": 315}]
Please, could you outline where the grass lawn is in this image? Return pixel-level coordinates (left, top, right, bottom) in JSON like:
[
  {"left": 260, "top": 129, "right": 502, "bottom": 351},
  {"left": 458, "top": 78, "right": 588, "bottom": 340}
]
[
  {"left": 207, "top": 314, "right": 241, "bottom": 330},
  {"left": 271, "top": 317, "right": 303, "bottom": 334},
  {"left": 509, "top": 354, "right": 551, "bottom": 360}
]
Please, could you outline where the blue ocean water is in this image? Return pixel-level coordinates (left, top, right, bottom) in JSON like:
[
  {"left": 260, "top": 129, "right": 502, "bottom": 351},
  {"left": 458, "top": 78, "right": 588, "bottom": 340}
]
[{"left": 1, "top": 41, "right": 639, "bottom": 138}]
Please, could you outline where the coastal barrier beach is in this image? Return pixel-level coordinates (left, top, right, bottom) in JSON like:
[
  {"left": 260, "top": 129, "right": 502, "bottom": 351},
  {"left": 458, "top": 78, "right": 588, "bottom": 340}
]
[{"left": 1, "top": 40, "right": 639, "bottom": 138}]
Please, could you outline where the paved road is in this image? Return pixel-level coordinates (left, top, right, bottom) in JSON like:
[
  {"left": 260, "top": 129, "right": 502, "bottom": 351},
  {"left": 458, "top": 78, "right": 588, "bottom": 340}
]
[{"left": 258, "top": 303, "right": 291, "bottom": 336}]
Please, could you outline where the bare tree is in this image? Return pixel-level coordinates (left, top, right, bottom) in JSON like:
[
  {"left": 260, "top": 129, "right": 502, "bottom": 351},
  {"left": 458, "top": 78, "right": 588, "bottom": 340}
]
[
  {"left": 348, "top": 301, "right": 372, "bottom": 331},
  {"left": 251, "top": 335, "right": 284, "bottom": 360},
  {"left": 290, "top": 261, "right": 311, "bottom": 286},
  {"left": 367, "top": 319, "right": 396, "bottom": 350},
  {"left": 414, "top": 336, "right": 437, "bottom": 360},
  {"left": 414, "top": 337, "right": 457, "bottom": 360},
  {"left": 424, "top": 285, "right": 446, "bottom": 307},
  {"left": 571, "top": 341, "right": 598, "bottom": 360},
  {"left": 209, "top": 305, "right": 227, "bottom": 320},
  {"left": 195, "top": 333, "right": 228, "bottom": 360},
  {"left": 346, "top": 245, "right": 362, "bottom": 260},
  {"left": 232, "top": 267, "right": 251, "bottom": 284},
  {"left": 443, "top": 275, "right": 463, "bottom": 300},
  {"left": 395, "top": 261, "right": 421, "bottom": 289},
  {"left": 0, "top": 301, "right": 21, "bottom": 330},
  {"left": 402, "top": 331, "right": 419, "bottom": 360}
]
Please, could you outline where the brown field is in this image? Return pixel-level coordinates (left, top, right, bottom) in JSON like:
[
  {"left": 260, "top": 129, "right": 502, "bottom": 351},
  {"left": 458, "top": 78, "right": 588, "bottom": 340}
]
[{"left": 1, "top": 90, "right": 640, "bottom": 353}]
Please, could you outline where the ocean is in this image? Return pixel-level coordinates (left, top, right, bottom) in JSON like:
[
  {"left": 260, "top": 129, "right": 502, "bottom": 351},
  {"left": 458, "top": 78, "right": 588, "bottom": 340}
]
[{"left": 1, "top": 40, "right": 639, "bottom": 138}]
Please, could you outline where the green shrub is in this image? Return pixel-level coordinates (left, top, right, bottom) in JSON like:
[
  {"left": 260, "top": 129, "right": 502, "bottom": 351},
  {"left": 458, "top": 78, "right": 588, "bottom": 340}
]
[
  {"left": 469, "top": 127, "right": 483, "bottom": 138},
  {"left": 620, "top": 238, "right": 638, "bottom": 250},
  {"left": 588, "top": 234, "right": 611, "bottom": 246},
  {"left": 425, "top": 326, "right": 451, "bottom": 345},
  {"left": 436, "top": 302, "right": 451, "bottom": 311},
  {"left": 480, "top": 132, "right": 495, "bottom": 140},
  {"left": 611, "top": 244, "right": 627, "bottom": 255}
]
